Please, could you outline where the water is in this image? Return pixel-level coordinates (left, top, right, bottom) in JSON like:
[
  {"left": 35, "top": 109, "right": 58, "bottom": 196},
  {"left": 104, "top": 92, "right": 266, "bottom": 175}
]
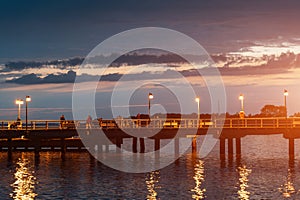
[{"left": 1, "top": 134, "right": 300, "bottom": 199}]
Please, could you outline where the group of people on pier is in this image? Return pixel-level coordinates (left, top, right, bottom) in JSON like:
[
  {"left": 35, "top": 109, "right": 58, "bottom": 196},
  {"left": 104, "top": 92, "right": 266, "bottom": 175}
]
[{"left": 59, "top": 114, "right": 102, "bottom": 129}]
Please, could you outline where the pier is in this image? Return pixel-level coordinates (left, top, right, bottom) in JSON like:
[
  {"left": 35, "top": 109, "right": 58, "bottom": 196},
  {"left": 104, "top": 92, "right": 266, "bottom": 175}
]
[{"left": 1, "top": 117, "right": 300, "bottom": 160}]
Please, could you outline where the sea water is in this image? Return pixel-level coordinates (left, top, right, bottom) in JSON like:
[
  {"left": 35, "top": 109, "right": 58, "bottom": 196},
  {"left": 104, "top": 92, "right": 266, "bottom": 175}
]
[{"left": 0, "top": 134, "right": 300, "bottom": 199}]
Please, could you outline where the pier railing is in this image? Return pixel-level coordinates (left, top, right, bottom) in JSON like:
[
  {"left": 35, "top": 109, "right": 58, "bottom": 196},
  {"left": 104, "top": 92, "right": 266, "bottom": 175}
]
[{"left": 1, "top": 117, "right": 300, "bottom": 130}]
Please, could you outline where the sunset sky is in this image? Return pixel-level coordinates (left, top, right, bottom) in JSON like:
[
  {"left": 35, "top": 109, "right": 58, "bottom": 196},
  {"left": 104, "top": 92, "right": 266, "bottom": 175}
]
[{"left": 1, "top": 0, "right": 300, "bottom": 120}]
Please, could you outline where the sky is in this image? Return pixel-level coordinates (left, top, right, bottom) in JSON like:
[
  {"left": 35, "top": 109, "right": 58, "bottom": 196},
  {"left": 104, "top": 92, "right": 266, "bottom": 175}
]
[{"left": 1, "top": 0, "right": 300, "bottom": 120}]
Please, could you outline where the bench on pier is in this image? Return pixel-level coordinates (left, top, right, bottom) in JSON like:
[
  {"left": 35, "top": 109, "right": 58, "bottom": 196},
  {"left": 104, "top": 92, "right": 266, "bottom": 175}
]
[
  {"left": 8, "top": 120, "right": 22, "bottom": 129},
  {"left": 61, "top": 120, "right": 76, "bottom": 129}
]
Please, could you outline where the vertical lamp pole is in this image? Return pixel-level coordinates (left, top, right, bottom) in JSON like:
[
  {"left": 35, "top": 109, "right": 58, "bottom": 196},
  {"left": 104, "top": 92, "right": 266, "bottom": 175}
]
[
  {"left": 15, "top": 99, "right": 24, "bottom": 120},
  {"left": 26, "top": 96, "right": 31, "bottom": 131},
  {"left": 284, "top": 89, "right": 288, "bottom": 119},
  {"left": 239, "top": 94, "right": 244, "bottom": 118},
  {"left": 195, "top": 97, "right": 200, "bottom": 127},
  {"left": 148, "top": 93, "right": 154, "bottom": 120}
]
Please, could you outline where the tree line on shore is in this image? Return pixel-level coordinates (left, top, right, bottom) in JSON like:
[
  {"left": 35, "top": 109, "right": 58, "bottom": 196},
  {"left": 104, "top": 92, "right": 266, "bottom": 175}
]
[{"left": 131, "top": 104, "right": 299, "bottom": 119}]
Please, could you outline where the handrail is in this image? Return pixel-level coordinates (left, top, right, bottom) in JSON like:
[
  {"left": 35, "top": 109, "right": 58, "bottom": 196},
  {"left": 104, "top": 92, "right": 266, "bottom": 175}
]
[{"left": 0, "top": 117, "right": 299, "bottom": 130}]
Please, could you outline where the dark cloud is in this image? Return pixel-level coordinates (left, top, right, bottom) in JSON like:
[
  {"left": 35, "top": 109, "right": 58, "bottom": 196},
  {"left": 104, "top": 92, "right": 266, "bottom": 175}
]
[
  {"left": 110, "top": 52, "right": 187, "bottom": 67},
  {"left": 6, "top": 71, "right": 77, "bottom": 84},
  {"left": 2, "top": 53, "right": 188, "bottom": 72},
  {"left": 3, "top": 58, "right": 84, "bottom": 72},
  {"left": 4, "top": 52, "right": 300, "bottom": 84},
  {"left": 6, "top": 70, "right": 178, "bottom": 85}
]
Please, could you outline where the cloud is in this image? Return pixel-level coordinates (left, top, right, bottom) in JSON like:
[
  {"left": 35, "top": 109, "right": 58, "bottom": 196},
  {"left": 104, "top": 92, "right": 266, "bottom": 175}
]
[
  {"left": 3, "top": 57, "right": 84, "bottom": 72},
  {"left": 213, "top": 51, "right": 300, "bottom": 75},
  {"left": 6, "top": 71, "right": 77, "bottom": 84},
  {"left": 3, "top": 51, "right": 300, "bottom": 86},
  {"left": 2, "top": 53, "right": 187, "bottom": 72}
]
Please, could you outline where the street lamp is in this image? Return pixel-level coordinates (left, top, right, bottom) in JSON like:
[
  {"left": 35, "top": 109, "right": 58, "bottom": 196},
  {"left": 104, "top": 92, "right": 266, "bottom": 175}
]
[
  {"left": 239, "top": 94, "right": 245, "bottom": 118},
  {"left": 195, "top": 97, "right": 200, "bottom": 127},
  {"left": 239, "top": 94, "right": 244, "bottom": 112},
  {"left": 26, "top": 96, "right": 31, "bottom": 131},
  {"left": 15, "top": 99, "right": 24, "bottom": 120},
  {"left": 284, "top": 89, "right": 288, "bottom": 118},
  {"left": 148, "top": 93, "right": 154, "bottom": 119}
]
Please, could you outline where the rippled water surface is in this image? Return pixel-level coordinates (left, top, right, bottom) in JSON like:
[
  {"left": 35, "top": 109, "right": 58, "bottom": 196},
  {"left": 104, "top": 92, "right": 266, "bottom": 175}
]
[{"left": 1, "top": 134, "right": 300, "bottom": 199}]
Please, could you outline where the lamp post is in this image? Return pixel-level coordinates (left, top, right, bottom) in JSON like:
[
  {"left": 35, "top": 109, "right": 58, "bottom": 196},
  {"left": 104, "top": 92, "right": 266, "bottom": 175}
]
[
  {"left": 239, "top": 94, "right": 245, "bottom": 118},
  {"left": 239, "top": 94, "right": 244, "bottom": 112},
  {"left": 26, "top": 96, "right": 31, "bottom": 131},
  {"left": 284, "top": 89, "right": 288, "bottom": 118},
  {"left": 15, "top": 99, "right": 24, "bottom": 119},
  {"left": 195, "top": 97, "right": 200, "bottom": 127},
  {"left": 148, "top": 93, "right": 154, "bottom": 119}
]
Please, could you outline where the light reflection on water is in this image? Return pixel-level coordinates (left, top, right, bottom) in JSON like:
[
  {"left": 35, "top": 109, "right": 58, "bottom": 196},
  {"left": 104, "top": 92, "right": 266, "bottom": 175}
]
[
  {"left": 279, "top": 167, "right": 296, "bottom": 198},
  {"left": 10, "top": 153, "right": 37, "bottom": 200},
  {"left": 237, "top": 165, "right": 251, "bottom": 200},
  {"left": 191, "top": 158, "right": 206, "bottom": 199},
  {"left": 1, "top": 135, "right": 300, "bottom": 198},
  {"left": 146, "top": 171, "right": 160, "bottom": 200}
]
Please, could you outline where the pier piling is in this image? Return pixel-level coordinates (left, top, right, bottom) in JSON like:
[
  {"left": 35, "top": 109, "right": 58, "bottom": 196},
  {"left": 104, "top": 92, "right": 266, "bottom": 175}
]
[
  {"left": 236, "top": 137, "right": 241, "bottom": 157},
  {"left": 228, "top": 138, "right": 233, "bottom": 158},
  {"left": 132, "top": 137, "right": 137, "bottom": 153},
  {"left": 61, "top": 138, "right": 66, "bottom": 158},
  {"left": 154, "top": 138, "right": 160, "bottom": 151},
  {"left": 116, "top": 137, "right": 122, "bottom": 153},
  {"left": 220, "top": 138, "right": 225, "bottom": 159},
  {"left": 192, "top": 137, "right": 197, "bottom": 153},
  {"left": 34, "top": 139, "right": 40, "bottom": 159},
  {"left": 7, "top": 138, "right": 12, "bottom": 159},
  {"left": 289, "top": 138, "right": 295, "bottom": 160},
  {"left": 175, "top": 138, "right": 179, "bottom": 158},
  {"left": 139, "top": 138, "right": 145, "bottom": 153}
]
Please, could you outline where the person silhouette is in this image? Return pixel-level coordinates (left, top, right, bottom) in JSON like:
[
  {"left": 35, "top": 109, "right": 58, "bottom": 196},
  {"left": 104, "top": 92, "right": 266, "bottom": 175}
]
[
  {"left": 86, "top": 115, "right": 92, "bottom": 129},
  {"left": 60, "top": 114, "right": 65, "bottom": 129}
]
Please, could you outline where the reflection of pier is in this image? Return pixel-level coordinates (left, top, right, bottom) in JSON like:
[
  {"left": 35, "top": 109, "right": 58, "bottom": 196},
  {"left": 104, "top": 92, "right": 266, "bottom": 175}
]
[{"left": 1, "top": 117, "right": 300, "bottom": 159}]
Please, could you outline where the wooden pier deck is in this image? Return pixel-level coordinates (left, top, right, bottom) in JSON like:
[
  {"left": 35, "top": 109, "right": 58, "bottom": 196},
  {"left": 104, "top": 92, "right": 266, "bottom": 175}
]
[{"left": 1, "top": 117, "right": 300, "bottom": 159}]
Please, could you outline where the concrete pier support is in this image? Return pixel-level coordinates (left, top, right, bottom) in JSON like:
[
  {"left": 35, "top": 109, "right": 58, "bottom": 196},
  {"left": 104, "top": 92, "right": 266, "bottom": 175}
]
[
  {"left": 228, "top": 138, "right": 233, "bottom": 158},
  {"left": 192, "top": 137, "right": 197, "bottom": 153},
  {"left": 7, "top": 138, "right": 12, "bottom": 159},
  {"left": 132, "top": 137, "right": 137, "bottom": 153},
  {"left": 132, "top": 137, "right": 145, "bottom": 153},
  {"left": 139, "top": 138, "right": 145, "bottom": 153},
  {"left": 154, "top": 138, "right": 160, "bottom": 151},
  {"left": 220, "top": 137, "right": 242, "bottom": 160},
  {"left": 220, "top": 138, "right": 226, "bottom": 159},
  {"left": 289, "top": 138, "right": 295, "bottom": 160},
  {"left": 61, "top": 138, "right": 66, "bottom": 158},
  {"left": 175, "top": 138, "right": 179, "bottom": 158},
  {"left": 34, "top": 139, "right": 40, "bottom": 159},
  {"left": 116, "top": 137, "right": 122, "bottom": 153},
  {"left": 236, "top": 138, "right": 241, "bottom": 158}
]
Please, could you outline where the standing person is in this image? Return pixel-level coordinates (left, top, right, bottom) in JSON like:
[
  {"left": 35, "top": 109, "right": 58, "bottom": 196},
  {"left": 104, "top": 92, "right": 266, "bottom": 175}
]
[
  {"left": 86, "top": 115, "right": 92, "bottom": 129},
  {"left": 60, "top": 114, "right": 65, "bottom": 129}
]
